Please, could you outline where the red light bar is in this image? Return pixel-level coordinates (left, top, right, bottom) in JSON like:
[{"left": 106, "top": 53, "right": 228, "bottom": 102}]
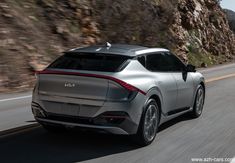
[{"left": 37, "top": 70, "right": 146, "bottom": 95}]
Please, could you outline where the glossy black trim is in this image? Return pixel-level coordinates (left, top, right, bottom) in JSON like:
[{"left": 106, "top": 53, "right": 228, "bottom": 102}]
[
  {"left": 166, "top": 107, "right": 190, "bottom": 116},
  {"left": 36, "top": 111, "right": 138, "bottom": 134}
]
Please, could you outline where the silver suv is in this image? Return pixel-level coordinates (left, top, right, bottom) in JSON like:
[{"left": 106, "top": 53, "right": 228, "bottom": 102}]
[{"left": 32, "top": 44, "right": 205, "bottom": 145}]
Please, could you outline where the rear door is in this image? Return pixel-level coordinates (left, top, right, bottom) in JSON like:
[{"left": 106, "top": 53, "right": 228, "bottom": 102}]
[
  {"left": 146, "top": 53, "right": 178, "bottom": 115},
  {"left": 163, "top": 52, "right": 195, "bottom": 109}
]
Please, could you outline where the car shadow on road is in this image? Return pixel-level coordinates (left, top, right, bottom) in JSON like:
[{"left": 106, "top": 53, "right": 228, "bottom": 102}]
[
  {"left": 0, "top": 114, "right": 194, "bottom": 163},
  {"left": 158, "top": 113, "right": 194, "bottom": 132}
]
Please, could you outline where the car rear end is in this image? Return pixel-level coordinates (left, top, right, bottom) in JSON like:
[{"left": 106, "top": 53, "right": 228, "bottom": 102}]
[{"left": 32, "top": 52, "right": 146, "bottom": 134}]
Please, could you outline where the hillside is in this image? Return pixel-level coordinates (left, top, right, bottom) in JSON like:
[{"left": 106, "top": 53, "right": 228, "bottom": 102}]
[
  {"left": 224, "top": 9, "right": 235, "bottom": 33},
  {"left": 0, "top": 0, "right": 235, "bottom": 92}
]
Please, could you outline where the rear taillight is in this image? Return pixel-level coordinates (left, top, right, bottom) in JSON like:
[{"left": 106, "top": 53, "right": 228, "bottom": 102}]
[
  {"left": 108, "top": 77, "right": 146, "bottom": 95},
  {"left": 37, "top": 69, "right": 146, "bottom": 95}
]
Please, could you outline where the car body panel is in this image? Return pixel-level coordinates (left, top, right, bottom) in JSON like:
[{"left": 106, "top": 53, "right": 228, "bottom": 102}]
[{"left": 172, "top": 72, "right": 195, "bottom": 108}]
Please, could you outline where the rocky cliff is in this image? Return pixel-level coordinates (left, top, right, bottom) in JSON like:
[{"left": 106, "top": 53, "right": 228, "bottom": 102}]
[
  {"left": 224, "top": 9, "right": 235, "bottom": 33},
  {"left": 0, "top": 0, "right": 235, "bottom": 92},
  {"left": 93, "top": 0, "right": 235, "bottom": 65}
]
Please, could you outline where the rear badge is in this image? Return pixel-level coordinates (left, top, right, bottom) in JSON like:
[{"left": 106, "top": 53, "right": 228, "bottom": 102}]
[{"left": 64, "top": 82, "right": 76, "bottom": 88}]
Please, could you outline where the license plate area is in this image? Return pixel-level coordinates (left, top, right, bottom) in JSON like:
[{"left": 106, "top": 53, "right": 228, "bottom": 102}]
[{"left": 42, "top": 101, "right": 80, "bottom": 116}]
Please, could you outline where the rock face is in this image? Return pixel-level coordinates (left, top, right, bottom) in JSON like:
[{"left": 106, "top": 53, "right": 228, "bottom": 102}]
[
  {"left": 224, "top": 9, "right": 235, "bottom": 33},
  {"left": 0, "top": 0, "right": 234, "bottom": 92},
  {"left": 174, "top": 0, "right": 235, "bottom": 62},
  {"left": 92, "top": 0, "right": 235, "bottom": 63}
]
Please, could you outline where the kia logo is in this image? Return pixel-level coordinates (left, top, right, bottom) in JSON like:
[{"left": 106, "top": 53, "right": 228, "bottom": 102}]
[{"left": 64, "top": 83, "right": 76, "bottom": 88}]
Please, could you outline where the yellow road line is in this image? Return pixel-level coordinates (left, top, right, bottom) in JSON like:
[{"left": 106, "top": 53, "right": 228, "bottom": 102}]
[{"left": 206, "top": 73, "right": 235, "bottom": 83}]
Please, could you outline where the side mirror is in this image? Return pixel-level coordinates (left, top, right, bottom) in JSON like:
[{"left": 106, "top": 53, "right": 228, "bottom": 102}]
[{"left": 186, "top": 64, "right": 196, "bottom": 72}]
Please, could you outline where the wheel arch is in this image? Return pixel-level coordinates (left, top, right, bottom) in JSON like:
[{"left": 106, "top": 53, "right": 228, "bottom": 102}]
[
  {"left": 149, "top": 95, "right": 162, "bottom": 116},
  {"left": 145, "top": 87, "right": 164, "bottom": 121},
  {"left": 200, "top": 81, "right": 205, "bottom": 93},
  {"left": 191, "top": 81, "right": 205, "bottom": 107}
]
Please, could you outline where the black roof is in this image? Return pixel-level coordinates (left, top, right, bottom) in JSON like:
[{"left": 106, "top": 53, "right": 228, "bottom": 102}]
[{"left": 66, "top": 44, "right": 148, "bottom": 56}]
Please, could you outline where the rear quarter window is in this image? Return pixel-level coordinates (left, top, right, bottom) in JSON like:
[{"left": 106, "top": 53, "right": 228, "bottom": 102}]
[{"left": 48, "top": 53, "right": 131, "bottom": 72}]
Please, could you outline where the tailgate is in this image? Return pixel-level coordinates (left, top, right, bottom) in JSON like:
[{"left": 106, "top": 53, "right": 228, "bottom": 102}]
[{"left": 38, "top": 73, "right": 108, "bottom": 103}]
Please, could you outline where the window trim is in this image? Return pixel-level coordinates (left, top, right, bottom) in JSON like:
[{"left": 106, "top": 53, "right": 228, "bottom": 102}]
[
  {"left": 136, "top": 55, "right": 146, "bottom": 68},
  {"left": 165, "top": 52, "right": 186, "bottom": 71}
]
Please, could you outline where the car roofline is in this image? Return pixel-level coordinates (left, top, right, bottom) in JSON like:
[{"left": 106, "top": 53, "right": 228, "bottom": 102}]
[{"left": 66, "top": 44, "right": 169, "bottom": 57}]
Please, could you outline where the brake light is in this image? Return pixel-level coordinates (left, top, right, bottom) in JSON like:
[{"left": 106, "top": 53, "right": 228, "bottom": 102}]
[
  {"left": 37, "top": 70, "right": 146, "bottom": 95},
  {"left": 109, "top": 77, "right": 146, "bottom": 95}
]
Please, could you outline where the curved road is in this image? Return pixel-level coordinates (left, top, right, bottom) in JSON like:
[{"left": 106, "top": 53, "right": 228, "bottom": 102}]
[{"left": 0, "top": 63, "right": 235, "bottom": 163}]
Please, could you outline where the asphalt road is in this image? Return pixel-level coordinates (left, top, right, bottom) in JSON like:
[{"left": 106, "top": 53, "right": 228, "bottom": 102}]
[
  {"left": 0, "top": 91, "right": 34, "bottom": 132},
  {"left": 0, "top": 63, "right": 235, "bottom": 163}
]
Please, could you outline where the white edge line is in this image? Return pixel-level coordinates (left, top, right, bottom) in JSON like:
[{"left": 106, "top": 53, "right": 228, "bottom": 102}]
[{"left": 0, "top": 95, "right": 32, "bottom": 102}]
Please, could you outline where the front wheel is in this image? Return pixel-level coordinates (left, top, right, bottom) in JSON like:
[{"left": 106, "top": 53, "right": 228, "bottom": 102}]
[
  {"left": 190, "top": 85, "right": 205, "bottom": 118},
  {"left": 133, "top": 99, "right": 160, "bottom": 146}
]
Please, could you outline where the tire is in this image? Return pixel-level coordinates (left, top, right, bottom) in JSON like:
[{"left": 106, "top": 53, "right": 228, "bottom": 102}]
[
  {"left": 41, "top": 123, "right": 66, "bottom": 133},
  {"left": 190, "top": 85, "right": 205, "bottom": 118},
  {"left": 133, "top": 99, "right": 160, "bottom": 146}
]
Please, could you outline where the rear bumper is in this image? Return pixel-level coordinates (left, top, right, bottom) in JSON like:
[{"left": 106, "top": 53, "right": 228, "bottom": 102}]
[
  {"left": 34, "top": 110, "right": 138, "bottom": 135},
  {"left": 36, "top": 117, "right": 129, "bottom": 135},
  {"left": 32, "top": 93, "right": 147, "bottom": 135}
]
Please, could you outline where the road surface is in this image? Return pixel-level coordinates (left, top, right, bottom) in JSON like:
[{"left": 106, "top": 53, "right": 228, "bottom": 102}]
[
  {"left": 0, "top": 63, "right": 235, "bottom": 163},
  {"left": 0, "top": 91, "right": 34, "bottom": 132}
]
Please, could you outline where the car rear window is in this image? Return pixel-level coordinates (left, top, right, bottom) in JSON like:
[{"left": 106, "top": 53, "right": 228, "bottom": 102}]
[{"left": 48, "top": 53, "right": 131, "bottom": 72}]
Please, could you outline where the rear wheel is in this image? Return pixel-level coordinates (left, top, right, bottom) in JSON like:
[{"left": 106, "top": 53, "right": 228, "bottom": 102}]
[
  {"left": 133, "top": 99, "right": 160, "bottom": 146},
  {"left": 190, "top": 85, "right": 205, "bottom": 118}
]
